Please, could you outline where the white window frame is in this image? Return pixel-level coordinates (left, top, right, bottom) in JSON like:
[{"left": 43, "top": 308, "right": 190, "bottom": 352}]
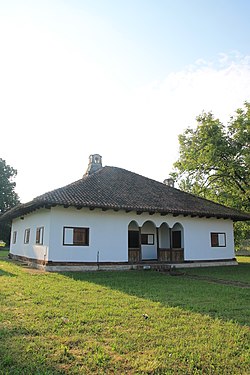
[
  {"left": 63, "top": 227, "right": 89, "bottom": 246},
  {"left": 36, "top": 227, "right": 44, "bottom": 245},
  {"left": 24, "top": 228, "right": 30, "bottom": 244},
  {"left": 211, "top": 232, "right": 226, "bottom": 247},
  {"left": 12, "top": 231, "right": 17, "bottom": 244}
]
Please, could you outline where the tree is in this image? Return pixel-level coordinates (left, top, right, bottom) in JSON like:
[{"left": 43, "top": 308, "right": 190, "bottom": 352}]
[
  {"left": 171, "top": 102, "right": 250, "bottom": 249},
  {"left": 0, "top": 159, "right": 20, "bottom": 245}
]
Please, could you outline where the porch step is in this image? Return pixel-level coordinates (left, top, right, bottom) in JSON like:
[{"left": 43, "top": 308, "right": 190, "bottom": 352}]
[
  {"left": 155, "top": 264, "right": 184, "bottom": 276},
  {"left": 155, "top": 264, "right": 171, "bottom": 272}
]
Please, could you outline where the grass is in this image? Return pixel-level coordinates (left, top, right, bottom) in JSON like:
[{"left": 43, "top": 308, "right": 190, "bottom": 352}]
[
  {"left": 0, "top": 258, "right": 249, "bottom": 374},
  {"left": 237, "top": 255, "right": 250, "bottom": 264},
  {"left": 0, "top": 249, "right": 9, "bottom": 258},
  {"left": 182, "top": 258, "right": 250, "bottom": 283}
]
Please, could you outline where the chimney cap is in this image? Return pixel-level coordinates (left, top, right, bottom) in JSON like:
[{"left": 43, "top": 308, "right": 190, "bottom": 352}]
[
  {"left": 163, "top": 178, "right": 175, "bottom": 188},
  {"left": 85, "top": 154, "right": 103, "bottom": 176}
]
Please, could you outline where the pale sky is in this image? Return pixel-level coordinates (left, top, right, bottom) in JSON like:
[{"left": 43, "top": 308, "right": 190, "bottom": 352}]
[{"left": 1, "top": 0, "right": 250, "bottom": 203}]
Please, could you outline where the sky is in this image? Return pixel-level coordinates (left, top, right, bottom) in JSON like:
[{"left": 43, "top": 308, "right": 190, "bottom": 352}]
[{"left": 1, "top": 0, "right": 250, "bottom": 203}]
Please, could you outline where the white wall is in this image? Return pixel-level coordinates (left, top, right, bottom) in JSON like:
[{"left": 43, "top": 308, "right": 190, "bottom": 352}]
[
  {"left": 183, "top": 217, "right": 235, "bottom": 260},
  {"left": 10, "top": 206, "right": 235, "bottom": 263},
  {"left": 10, "top": 209, "right": 51, "bottom": 261},
  {"left": 49, "top": 207, "right": 235, "bottom": 262},
  {"left": 49, "top": 207, "right": 129, "bottom": 262}
]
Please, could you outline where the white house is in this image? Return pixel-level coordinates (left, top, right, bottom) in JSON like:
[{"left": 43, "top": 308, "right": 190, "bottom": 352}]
[{"left": 1, "top": 154, "right": 249, "bottom": 271}]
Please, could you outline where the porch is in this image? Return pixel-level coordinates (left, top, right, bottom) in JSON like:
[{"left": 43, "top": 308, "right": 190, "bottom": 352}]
[{"left": 128, "top": 220, "right": 185, "bottom": 264}]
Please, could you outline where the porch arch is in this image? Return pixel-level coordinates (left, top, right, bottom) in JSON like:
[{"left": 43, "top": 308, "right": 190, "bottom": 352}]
[
  {"left": 158, "top": 222, "right": 171, "bottom": 262},
  {"left": 128, "top": 220, "right": 185, "bottom": 264},
  {"left": 171, "top": 222, "right": 184, "bottom": 262},
  {"left": 141, "top": 221, "right": 157, "bottom": 260},
  {"left": 158, "top": 222, "right": 170, "bottom": 248},
  {"left": 172, "top": 222, "right": 184, "bottom": 248},
  {"left": 128, "top": 221, "right": 140, "bottom": 263}
]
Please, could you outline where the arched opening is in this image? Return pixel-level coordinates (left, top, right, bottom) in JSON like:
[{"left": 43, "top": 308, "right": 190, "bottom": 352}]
[
  {"left": 171, "top": 223, "right": 184, "bottom": 262},
  {"left": 159, "top": 222, "right": 170, "bottom": 248},
  {"left": 158, "top": 222, "right": 171, "bottom": 261},
  {"left": 128, "top": 221, "right": 140, "bottom": 263},
  {"left": 128, "top": 221, "right": 140, "bottom": 248},
  {"left": 141, "top": 221, "right": 157, "bottom": 260}
]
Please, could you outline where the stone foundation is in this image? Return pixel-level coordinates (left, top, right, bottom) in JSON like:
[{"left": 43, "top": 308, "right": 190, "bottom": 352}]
[{"left": 9, "top": 253, "right": 238, "bottom": 272}]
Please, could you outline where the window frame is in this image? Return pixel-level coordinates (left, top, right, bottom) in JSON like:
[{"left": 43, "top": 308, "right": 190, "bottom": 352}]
[
  {"left": 36, "top": 227, "right": 44, "bottom": 245},
  {"left": 24, "top": 228, "right": 30, "bottom": 244},
  {"left": 63, "top": 226, "right": 89, "bottom": 246},
  {"left": 12, "top": 231, "right": 17, "bottom": 244},
  {"left": 210, "top": 232, "right": 226, "bottom": 247}
]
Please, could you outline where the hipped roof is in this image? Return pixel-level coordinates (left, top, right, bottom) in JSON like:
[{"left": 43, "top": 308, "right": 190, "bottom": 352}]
[{"left": 1, "top": 166, "right": 250, "bottom": 222}]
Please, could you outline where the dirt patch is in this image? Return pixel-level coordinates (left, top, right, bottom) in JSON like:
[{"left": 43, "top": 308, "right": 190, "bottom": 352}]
[
  {"left": 184, "top": 274, "right": 250, "bottom": 288},
  {"left": 3, "top": 258, "right": 46, "bottom": 274}
]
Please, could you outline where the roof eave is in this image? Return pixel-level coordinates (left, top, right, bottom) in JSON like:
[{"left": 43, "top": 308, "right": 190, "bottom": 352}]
[{"left": 1, "top": 200, "right": 249, "bottom": 223}]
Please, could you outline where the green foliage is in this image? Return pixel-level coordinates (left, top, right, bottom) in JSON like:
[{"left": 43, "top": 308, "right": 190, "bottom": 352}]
[
  {"left": 171, "top": 102, "right": 250, "bottom": 248},
  {"left": 0, "top": 158, "right": 19, "bottom": 213},
  {"left": 0, "top": 263, "right": 249, "bottom": 374},
  {"left": 0, "top": 158, "right": 20, "bottom": 245}
]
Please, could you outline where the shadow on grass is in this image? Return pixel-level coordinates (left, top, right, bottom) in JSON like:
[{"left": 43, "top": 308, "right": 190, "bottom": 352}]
[
  {"left": 62, "top": 269, "right": 250, "bottom": 326},
  {"left": 0, "top": 269, "right": 16, "bottom": 277},
  {"left": 0, "top": 258, "right": 17, "bottom": 277}
]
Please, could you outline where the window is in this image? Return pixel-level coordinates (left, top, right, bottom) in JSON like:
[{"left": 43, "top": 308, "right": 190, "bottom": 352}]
[
  {"left": 211, "top": 232, "right": 226, "bottom": 247},
  {"left": 141, "top": 233, "right": 154, "bottom": 245},
  {"left": 63, "top": 227, "right": 89, "bottom": 246},
  {"left": 36, "top": 227, "right": 44, "bottom": 245},
  {"left": 24, "top": 228, "right": 30, "bottom": 244},
  {"left": 12, "top": 231, "right": 17, "bottom": 244}
]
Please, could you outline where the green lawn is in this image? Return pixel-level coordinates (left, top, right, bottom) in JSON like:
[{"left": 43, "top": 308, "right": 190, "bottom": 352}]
[
  {"left": 0, "top": 259, "right": 249, "bottom": 374},
  {"left": 182, "top": 258, "right": 250, "bottom": 283},
  {"left": 237, "top": 255, "right": 250, "bottom": 264},
  {"left": 0, "top": 249, "right": 9, "bottom": 258}
]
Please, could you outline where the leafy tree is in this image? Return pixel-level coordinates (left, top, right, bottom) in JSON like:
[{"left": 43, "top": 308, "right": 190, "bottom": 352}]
[
  {"left": 0, "top": 159, "right": 20, "bottom": 245},
  {"left": 171, "top": 102, "right": 250, "bottom": 249}
]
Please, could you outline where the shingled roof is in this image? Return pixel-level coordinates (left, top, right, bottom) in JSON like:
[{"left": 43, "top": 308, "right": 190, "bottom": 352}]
[{"left": 1, "top": 165, "right": 250, "bottom": 222}]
